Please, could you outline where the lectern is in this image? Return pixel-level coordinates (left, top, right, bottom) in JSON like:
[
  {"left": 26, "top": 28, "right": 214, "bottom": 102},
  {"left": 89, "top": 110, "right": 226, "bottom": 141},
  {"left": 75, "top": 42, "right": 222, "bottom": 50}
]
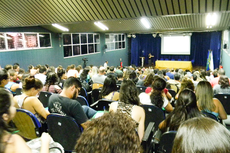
[{"left": 140, "top": 57, "right": 145, "bottom": 67}]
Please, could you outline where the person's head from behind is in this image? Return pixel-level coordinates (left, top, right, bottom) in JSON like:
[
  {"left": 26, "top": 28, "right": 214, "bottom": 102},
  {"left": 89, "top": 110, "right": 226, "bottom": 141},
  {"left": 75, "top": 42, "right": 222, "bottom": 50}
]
[
  {"left": 22, "top": 76, "right": 43, "bottom": 95},
  {"left": 218, "top": 69, "right": 225, "bottom": 76},
  {"left": 45, "top": 72, "right": 58, "bottom": 85},
  {"left": 75, "top": 112, "right": 142, "bottom": 153},
  {"left": 119, "top": 79, "right": 140, "bottom": 105},
  {"left": 63, "top": 77, "right": 82, "bottom": 99},
  {"left": 8, "top": 69, "right": 18, "bottom": 81},
  {"left": 80, "top": 67, "right": 90, "bottom": 80},
  {"left": 165, "top": 89, "right": 200, "bottom": 131},
  {"left": 192, "top": 74, "right": 197, "bottom": 81},
  {"left": 174, "top": 73, "right": 180, "bottom": 81},
  {"left": 0, "top": 70, "right": 9, "bottom": 87},
  {"left": 152, "top": 77, "right": 166, "bottom": 92},
  {"left": 57, "top": 68, "right": 66, "bottom": 79},
  {"left": 143, "top": 72, "right": 155, "bottom": 87},
  {"left": 0, "top": 88, "right": 16, "bottom": 124},
  {"left": 218, "top": 75, "right": 230, "bottom": 89},
  {"left": 39, "top": 65, "right": 47, "bottom": 74},
  {"left": 195, "top": 81, "right": 214, "bottom": 111},
  {"left": 109, "top": 66, "right": 114, "bottom": 72},
  {"left": 101, "top": 75, "right": 117, "bottom": 96},
  {"left": 172, "top": 117, "right": 230, "bottom": 153},
  {"left": 117, "top": 72, "right": 123, "bottom": 80},
  {"left": 179, "top": 78, "right": 194, "bottom": 92}
]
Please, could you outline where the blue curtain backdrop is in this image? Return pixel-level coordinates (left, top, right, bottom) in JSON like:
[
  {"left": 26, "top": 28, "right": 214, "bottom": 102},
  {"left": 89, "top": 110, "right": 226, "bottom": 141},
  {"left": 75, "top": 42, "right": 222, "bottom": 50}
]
[{"left": 131, "top": 31, "right": 222, "bottom": 69}]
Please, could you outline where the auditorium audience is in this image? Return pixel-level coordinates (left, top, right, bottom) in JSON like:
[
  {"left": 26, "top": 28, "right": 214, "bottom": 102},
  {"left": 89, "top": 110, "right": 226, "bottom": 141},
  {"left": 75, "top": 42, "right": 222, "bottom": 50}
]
[
  {"left": 0, "top": 88, "right": 52, "bottom": 153},
  {"left": 99, "top": 75, "right": 119, "bottom": 101},
  {"left": 109, "top": 79, "right": 145, "bottom": 141},
  {"left": 210, "top": 69, "right": 228, "bottom": 87},
  {"left": 75, "top": 112, "right": 142, "bottom": 153},
  {"left": 196, "top": 81, "right": 227, "bottom": 120},
  {"left": 159, "top": 89, "right": 201, "bottom": 132},
  {"left": 172, "top": 117, "right": 230, "bottom": 153},
  {"left": 13, "top": 76, "right": 50, "bottom": 121},
  {"left": 91, "top": 67, "right": 107, "bottom": 84},
  {"left": 34, "top": 65, "right": 47, "bottom": 85},
  {"left": 57, "top": 67, "right": 66, "bottom": 89}
]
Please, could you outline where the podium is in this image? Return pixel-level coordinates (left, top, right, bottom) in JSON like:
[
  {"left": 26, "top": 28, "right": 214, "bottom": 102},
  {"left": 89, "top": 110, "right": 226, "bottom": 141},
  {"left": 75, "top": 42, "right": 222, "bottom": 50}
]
[{"left": 140, "top": 57, "right": 145, "bottom": 67}]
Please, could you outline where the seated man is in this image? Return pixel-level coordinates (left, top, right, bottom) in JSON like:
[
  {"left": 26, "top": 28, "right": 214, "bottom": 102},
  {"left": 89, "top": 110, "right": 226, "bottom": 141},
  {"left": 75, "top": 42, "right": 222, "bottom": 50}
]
[
  {"left": 92, "top": 67, "right": 107, "bottom": 84},
  {"left": 48, "top": 77, "right": 96, "bottom": 126}
]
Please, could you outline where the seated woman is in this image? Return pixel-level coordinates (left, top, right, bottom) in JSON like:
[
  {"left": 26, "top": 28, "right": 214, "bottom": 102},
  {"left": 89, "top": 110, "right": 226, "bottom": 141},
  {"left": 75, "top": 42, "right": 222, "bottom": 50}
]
[
  {"left": 100, "top": 75, "right": 119, "bottom": 101},
  {"left": 172, "top": 117, "right": 230, "bottom": 153},
  {"left": 57, "top": 67, "right": 66, "bottom": 89},
  {"left": 175, "top": 77, "right": 194, "bottom": 99},
  {"left": 75, "top": 112, "right": 141, "bottom": 152},
  {"left": 159, "top": 89, "right": 201, "bottom": 132},
  {"left": 4, "top": 69, "right": 20, "bottom": 95},
  {"left": 0, "top": 88, "right": 52, "bottom": 153},
  {"left": 196, "top": 81, "right": 227, "bottom": 120},
  {"left": 139, "top": 77, "right": 173, "bottom": 112},
  {"left": 79, "top": 67, "right": 93, "bottom": 92},
  {"left": 13, "top": 76, "right": 50, "bottom": 121},
  {"left": 213, "top": 75, "right": 230, "bottom": 95},
  {"left": 109, "top": 80, "right": 145, "bottom": 141},
  {"left": 42, "top": 72, "right": 62, "bottom": 94}
]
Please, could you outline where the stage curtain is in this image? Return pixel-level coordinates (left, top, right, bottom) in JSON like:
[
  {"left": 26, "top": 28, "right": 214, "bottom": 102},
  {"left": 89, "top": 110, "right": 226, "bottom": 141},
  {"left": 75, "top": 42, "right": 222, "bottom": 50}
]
[{"left": 130, "top": 32, "right": 222, "bottom": 69}]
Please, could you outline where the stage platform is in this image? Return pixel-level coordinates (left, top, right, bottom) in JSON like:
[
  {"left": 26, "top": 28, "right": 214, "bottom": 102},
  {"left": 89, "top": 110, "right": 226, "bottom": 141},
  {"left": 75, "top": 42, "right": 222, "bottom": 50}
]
[{"left": 155, "top": 60, "right": 192, "bottom": 71}]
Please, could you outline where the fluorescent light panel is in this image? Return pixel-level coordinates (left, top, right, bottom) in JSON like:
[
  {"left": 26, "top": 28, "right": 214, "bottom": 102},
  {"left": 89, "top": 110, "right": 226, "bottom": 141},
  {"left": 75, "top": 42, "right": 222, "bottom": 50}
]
[
  {"left": 94, "top": 22, "right": 108, "bottom": 30},
  {"left": 206, "top": 13, "right": 218, "bottom": 28},
  {"left": 141, "top": 17, "right": 151, "bottom": 29},
  {"left": 52, "top": 24, "right": 69, "bottom": 31}
]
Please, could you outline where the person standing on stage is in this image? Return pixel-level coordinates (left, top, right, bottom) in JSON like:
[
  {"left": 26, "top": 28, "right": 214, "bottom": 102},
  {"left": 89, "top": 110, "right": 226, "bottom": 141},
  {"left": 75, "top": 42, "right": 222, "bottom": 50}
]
[{"left": 148, "top": 53, "right": 154, "bottom": 67}]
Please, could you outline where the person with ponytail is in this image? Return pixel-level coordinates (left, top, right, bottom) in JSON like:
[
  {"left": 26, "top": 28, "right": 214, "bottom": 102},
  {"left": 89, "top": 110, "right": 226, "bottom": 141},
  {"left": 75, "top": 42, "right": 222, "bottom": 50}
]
[
  {"left": 42, "top": 72, "right": 62, "bottom": 94},
  {"left": 150, "top": 77, "right": 173, "bottom": 112},
  {"left": 13, "top": 76, "right": 50, "bottom": 121},
  {"left": 0, "top": 88, "right": 51, "bottom": 153},
  {"left": 159, "top": 89, "right": 202, "bottom": 132}
]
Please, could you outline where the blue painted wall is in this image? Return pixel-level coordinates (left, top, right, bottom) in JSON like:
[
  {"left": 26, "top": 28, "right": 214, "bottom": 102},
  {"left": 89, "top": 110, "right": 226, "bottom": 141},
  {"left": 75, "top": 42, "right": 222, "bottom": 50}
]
[{"left": 0, "top": 27, "right": 129, "bottom": 70}]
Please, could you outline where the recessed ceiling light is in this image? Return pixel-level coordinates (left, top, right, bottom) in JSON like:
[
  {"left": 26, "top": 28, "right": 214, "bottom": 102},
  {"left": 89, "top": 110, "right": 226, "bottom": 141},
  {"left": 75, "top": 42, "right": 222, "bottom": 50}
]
[
  {"left": 94, "top": 22, "right": 109, "bottom": 30},
  {"left": 52, "top": 24, "right": 69, "bottom": 31}
]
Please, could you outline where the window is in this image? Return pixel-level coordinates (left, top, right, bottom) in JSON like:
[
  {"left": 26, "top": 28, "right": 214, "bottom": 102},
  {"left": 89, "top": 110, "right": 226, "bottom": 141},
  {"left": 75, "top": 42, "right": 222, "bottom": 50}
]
[
  {"left": 0, "top": 33, "right": 51, "bottom": 51},
  {"left": 105, "top": 34, "right": 126, "bottom": 51},
  {"left": 63, "top": 33, "right": 100, "bottom": 57}
]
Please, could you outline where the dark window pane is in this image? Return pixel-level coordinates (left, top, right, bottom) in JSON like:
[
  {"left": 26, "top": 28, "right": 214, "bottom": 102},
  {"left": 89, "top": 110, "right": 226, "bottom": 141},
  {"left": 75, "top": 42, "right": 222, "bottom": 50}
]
[
  {"left": 64, "top": 46, "right": 72, "bottom": 57},
  {"left": 122, "top": 42, "right": 125, "bottom": 48},
  {"left": 25, "top": 34, "right": 38, "bottom": 48},
  {"left": 73, "top": 34, "right": 79, "bottom": 44},
  {"left": 81, "top": 34, "right": 87, "bottom": 43},
  {"left": 73, "top": 45, "right": 80, "bottom": 55},
  {"left": 95, "top": 44, "right": 99, "bottom": 52},
  {"left": 94, "top": 34, "right": 99, "bottom": 43},
  {"left": 119, "top": 42, "right": 122, "bottom": 48},
  {"left": 39, "top": 34, "right": 51, "bottom": 47},
  {"left": 63, "top": 34, "right": 71, "bottom": 45},
  {"left": 115, "top": 35, "right": 118, "bottom": 41},
  {"left": 122, "top": 35, "right": 125, "bottom": 41},
  {"left": 88, "top": 34, "right": 93, "bottom": 43},
  {"left": 88, "top": 44, "right": 94, "bottom": 53},
  {"left": 0, "top": 33, "right": 5, "bottom": 50},
  {"left": 81, "top": 45, "right": 87, "bottom": 54},
  {"left": 115, "top": 42, "right": 119, "bottom": 49},
  {"left": 119, "top": 35, "right": 121, "bottom": 41}
]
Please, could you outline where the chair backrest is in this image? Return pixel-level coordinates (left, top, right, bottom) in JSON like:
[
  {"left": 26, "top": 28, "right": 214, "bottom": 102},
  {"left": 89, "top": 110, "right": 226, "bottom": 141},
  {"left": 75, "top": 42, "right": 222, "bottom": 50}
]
[
  {"left": 141, "top": 105, "right": 165, "bottom": 131},
  {"left": 38, "top": 91, "right": 52, "bottom": 108},
  {"left": 90, "top": 99, "right": 115, "bottom": 111},
  {"left": 169, "top": 84, "right": 179, "bottom": 93},
  {"left": 168, "top": 89, "right": 176, "bottom": 98},
  {"left": 157, "top": 131, "right": 177, "bottom": 153},
  {"left": 75, "top": 95, "right": 89, "bottom": 106},
  {"left": 15, "top": 88, "right": 23, "bottom": 95},
  {"left": 141, "top": 122, "right": 155, "bottom": 153},
  {"left": 12, "top": 109, "right": 41, "bottom": 140},
  {"left": 214, "top": 94, "right": 230, "bottom": 114},
  {"left": 92, "top": 83, "right": 103, "bottom": 90},
  {"left": 47, "top": 113, "right": 82, "bottom": 152},
  {"left": 91, "top": 88, "right": 102, "bottom": 103},
  {"left": 79, "top": 87, "right": 87, "bottom": 99},
  {"left": 136, "top": 85, "right": 147, "bottom": 94}
]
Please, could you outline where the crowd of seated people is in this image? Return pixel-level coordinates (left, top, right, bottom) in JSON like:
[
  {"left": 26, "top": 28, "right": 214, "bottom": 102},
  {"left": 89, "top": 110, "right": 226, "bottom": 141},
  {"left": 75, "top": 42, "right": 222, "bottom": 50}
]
[{"left": 0, "top": 62, "right": 230, "bottom": 152}]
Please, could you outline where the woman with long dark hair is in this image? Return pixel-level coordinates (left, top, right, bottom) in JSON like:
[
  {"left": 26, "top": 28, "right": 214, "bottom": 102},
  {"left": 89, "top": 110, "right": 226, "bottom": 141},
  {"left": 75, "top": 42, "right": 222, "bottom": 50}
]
[
  {"left": 159, "top": 89, "right": 201, "bottom": 132},
  {"left": 100, "top": 75, "right": 119, "bottom": 101},
  {"left": 42, "top": 72, "right": 62, "bottom": 94},
  {"left": 109, "top": 79, "right": 145, "bottom": 141}
]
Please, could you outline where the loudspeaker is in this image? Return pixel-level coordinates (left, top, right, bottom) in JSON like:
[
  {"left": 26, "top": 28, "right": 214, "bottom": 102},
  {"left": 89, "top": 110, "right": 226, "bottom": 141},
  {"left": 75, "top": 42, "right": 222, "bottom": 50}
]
[{"left": 224, "top": 44, "right": 227, "bottom": 49}]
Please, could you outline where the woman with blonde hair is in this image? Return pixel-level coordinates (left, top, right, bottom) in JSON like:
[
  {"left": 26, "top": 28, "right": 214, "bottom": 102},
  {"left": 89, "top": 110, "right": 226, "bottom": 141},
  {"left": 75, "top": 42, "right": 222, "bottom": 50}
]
[{"left": 196, "top": 81, "right": 227, "bottom": 120}]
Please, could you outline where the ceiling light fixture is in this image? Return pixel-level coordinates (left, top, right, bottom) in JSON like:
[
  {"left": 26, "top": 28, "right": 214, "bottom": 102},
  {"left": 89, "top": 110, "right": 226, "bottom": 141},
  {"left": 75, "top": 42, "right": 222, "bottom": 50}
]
[
  {"left": 152, "top": 33, "right": 157, "bottom": 38},
  {"left": 94, "top": 22, "right": 109, "bottom": 30},
  {"left": 206, "top": 13, "right": 218, "bottom": 28},
  {"left": 141, "top": 17, "right": 151, "bottom": 29},
  {"left": 132, "top": 34, "right": 136, "bottom": 38},
  {"left": 52, "top": 24, "right": 69, "bottom": 31}
]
